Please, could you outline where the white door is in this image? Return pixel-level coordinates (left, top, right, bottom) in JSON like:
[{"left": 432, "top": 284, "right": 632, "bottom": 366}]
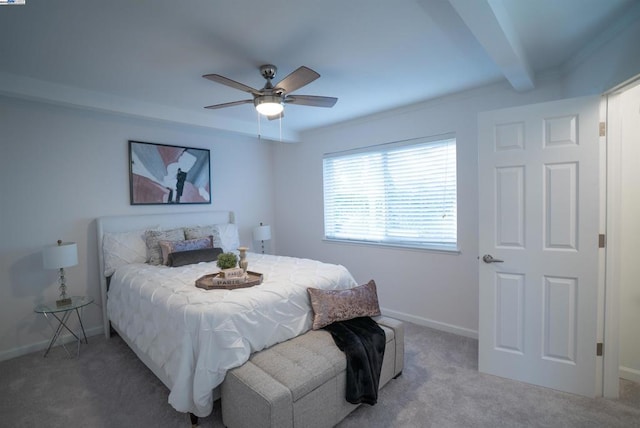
[{"left": 478, "top": 96, "right": 601, "bottom": 396}]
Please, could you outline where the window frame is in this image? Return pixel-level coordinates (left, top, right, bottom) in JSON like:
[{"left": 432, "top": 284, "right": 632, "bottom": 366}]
[{"left": 322, "top": 134, "right": 459, "bottom": 253}]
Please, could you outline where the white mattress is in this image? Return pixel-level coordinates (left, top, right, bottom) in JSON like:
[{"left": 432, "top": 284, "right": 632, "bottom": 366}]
[{"left": 107, "top": 252, "right": 357, "bottom": 416}]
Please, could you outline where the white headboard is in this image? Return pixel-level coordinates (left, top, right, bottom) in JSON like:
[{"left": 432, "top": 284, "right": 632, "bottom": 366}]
[{"left": 96, "top": 210, "right": 234, "bottom": 338}]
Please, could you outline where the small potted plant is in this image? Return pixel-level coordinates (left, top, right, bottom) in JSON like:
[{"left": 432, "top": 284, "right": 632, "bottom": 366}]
[{"left": 216, "top": 252, "right": 238, "bottom": 270}]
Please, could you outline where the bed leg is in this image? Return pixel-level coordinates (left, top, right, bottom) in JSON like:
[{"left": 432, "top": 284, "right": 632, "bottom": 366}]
[{"left": 189, "top": 412, "right": 198, "bottom": 426}]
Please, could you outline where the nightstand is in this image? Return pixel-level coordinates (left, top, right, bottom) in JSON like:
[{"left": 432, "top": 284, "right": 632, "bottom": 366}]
[{"left": 34, "top": 295, "right": 93, "bottom": 357}]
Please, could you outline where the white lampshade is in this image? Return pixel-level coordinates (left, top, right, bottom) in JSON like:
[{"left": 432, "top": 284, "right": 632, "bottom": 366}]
[
  {"left": 43, "top": 242, "right": 78, "bottom": 270},
  {"left": 253, "top": 225, "right": 272, "bottom": 242},
  {"left": 254, "top": 96, "right": 284, "bottom": 116}
]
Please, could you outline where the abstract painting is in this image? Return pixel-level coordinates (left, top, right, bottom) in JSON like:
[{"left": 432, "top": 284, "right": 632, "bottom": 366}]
[{"left": 129, "top": 140, "right": 211, "bottom": 205}]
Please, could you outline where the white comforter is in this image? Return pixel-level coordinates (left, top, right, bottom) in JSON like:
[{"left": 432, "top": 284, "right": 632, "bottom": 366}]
[{"left": 107, "top": 252, "right": 357, "bottom": 416}]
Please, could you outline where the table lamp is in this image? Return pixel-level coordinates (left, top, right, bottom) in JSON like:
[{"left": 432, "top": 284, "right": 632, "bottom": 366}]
[
  {"left": 43, "top": 240, "right": 78, "bottom": 307},
  {"left": 253, "top": 223, "right": 271, "bottom": 254}
]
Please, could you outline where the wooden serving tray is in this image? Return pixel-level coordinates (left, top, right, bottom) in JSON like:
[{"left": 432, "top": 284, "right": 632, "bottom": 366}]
[{"left": 195, "top": 271, "right": 263, "bottom": 290}]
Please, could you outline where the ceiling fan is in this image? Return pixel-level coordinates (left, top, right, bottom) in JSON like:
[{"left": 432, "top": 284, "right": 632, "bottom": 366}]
[{"left": 203, "top": 64, "right": 337, "bottom": 119}]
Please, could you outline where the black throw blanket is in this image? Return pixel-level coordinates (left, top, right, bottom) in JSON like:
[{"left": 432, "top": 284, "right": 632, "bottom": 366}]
[{"left": 324, "top": 316, "right": 386, "bottom": 405}]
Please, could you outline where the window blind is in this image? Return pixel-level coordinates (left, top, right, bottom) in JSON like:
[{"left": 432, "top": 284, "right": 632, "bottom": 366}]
[{"left": 323, "top": 136, "right": 457, "bottom": 250}]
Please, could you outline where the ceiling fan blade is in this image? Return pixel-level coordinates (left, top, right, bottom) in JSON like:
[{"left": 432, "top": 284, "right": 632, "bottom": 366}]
[
  {"left": 274, "top": 66, "right": 320, "bottom": 94},
  {"left": 284, "top": 95, "right": 338, "bottom": 108},
  {"left": 204, "top": 99, "right": 253, "bottom": 110},
  {"left": 203, "top": 74, "right": 261, "bottom": 95}
]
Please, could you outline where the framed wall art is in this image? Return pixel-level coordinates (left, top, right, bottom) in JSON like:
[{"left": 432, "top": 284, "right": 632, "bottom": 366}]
[{"left": 129, "top": 140, "right": 211, "bottom": 205}]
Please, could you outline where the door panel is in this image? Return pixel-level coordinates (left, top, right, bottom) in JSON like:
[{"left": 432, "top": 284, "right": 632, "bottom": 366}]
[
  {"left": 478, "top": 96, "right": 600, "bottom": 396},
  {"left": 542, "top": 275, "right": 577, "bottom": 362},
  {"left": 496, "top": 166, "right": 525, "bottom": 247},
  {"left": 495, "top": 272, "right": 525, "bottom": 353},
  {"left": 544, "top": 162, "right": 578, "bottom": 250}
]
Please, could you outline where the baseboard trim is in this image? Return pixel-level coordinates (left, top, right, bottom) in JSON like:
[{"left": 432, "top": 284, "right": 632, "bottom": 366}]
[
  {"left": 0, "top": 325, "right": 103, "bottom": 362},
  {"left": 381, "top": 308, "right": 478, "bottom": 339},
  {"left": 620, "top": 366, "right": 640, "bottom": 383}
]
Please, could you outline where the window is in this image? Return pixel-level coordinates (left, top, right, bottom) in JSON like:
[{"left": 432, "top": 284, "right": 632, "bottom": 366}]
[{"left": 323, "top": 135, "right": 457, "bottom": 251}]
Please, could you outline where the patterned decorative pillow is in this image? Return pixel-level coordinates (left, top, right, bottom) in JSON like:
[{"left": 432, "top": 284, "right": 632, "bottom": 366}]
[
  {"left": 103, "top": 229, "right": 149, "bottom": 276},
  {"left": 184, "top": 225, "right": 222, "bottom": 247},
  {"left": 307, "top": 280, "right": 381, "bottom": 330},
  {"left": 145, "top": 228, "right": 185, "bottom": 265},
  {"left": 158, "top": 236, "right": 213, "bottom": 265},
  {"left": 168, "top": 247, "right": 223, "bottom": 267},
  {"left": 185, "top": 223, "right": 240, "bottom": 253}
]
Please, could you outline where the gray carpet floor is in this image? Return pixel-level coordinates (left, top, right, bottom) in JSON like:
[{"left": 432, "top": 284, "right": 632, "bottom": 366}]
[{"left": 1, "top": 322, "right": 638, "bottom": 427}]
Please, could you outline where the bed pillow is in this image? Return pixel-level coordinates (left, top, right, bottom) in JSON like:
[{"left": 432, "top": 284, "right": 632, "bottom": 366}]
[
  {"left": 145, "top": 228, "right": 185, "bottom": 265},
  {"left": 102, "top": 229, "right": 149, "bottom": 276},
  {"left": 185, "top": 223, "right": 240, "bottom": 253},
  {"left": 216, "top": 223, "right": 240, "bottom": 253},
  {"left": 307, "top": 280, "right": 381, "bottom": 330},
  {"left": 168, "top": 247, "right": 223, "bottom": 267},
  {"left": 184, "top": 225, "right": 220, "bottom": 243},
  {"left": 158, "top": 236, "right": 213, "bottom": 265}
]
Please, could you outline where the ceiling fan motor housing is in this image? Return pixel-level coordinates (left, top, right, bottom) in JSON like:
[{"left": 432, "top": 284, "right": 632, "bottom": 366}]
[{"left": 260, "top": 64, "right": 278, "bottom": 81}]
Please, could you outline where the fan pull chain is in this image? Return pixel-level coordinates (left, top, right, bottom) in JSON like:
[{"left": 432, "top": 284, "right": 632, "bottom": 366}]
[{"left": 257, "top": 110, "right": 262, "bottom": 139}]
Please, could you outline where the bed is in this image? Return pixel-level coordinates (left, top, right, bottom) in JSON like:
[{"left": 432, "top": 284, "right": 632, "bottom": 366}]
[{"left": 96, "top": 210, "right": 358, "bottom": 417}]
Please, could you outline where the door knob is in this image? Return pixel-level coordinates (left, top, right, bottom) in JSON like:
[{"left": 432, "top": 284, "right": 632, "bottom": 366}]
[{"left": 482, "top": 254, "right": 504, "bottom": 263}]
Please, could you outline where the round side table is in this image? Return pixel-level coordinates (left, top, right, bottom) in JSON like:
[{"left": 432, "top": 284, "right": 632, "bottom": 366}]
[{"left": 34, "top": 296, "right": 94, "bottom": 357}]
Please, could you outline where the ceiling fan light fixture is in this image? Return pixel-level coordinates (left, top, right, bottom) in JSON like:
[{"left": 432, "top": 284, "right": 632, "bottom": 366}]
[
  {"left": 204, "top": 65, "right": 337, "bottom": 118},
  {"left": 254, "top": 95, "right": 284, "bottom": 116}
]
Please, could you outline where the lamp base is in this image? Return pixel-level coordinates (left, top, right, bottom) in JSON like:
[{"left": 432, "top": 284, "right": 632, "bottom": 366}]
[{"left": 56, "top": 297, "right": 72, "bottom": 307}]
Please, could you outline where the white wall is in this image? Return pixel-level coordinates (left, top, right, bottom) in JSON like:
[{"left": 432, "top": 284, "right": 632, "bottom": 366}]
[
  {"left": 564, "top": 11, "right": 640, "bottom": 98},
  {"left": 0, "top": 96, "right": 275, "bottom": 360},
  {"left": 272, "top": 79, "right": 567, "bottom": 336},
  {"left": 619, "top": 83, "right": 640, "bottom": 383}
]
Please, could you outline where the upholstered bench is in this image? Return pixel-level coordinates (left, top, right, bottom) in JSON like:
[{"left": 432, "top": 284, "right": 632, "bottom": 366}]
[{"left": 221, "top": 316, "right": 404, "bottom": 428}]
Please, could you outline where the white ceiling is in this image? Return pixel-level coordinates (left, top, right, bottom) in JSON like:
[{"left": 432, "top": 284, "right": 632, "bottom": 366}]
[{"left": 0, "top": 0, "right": 637, "bottom": 141}]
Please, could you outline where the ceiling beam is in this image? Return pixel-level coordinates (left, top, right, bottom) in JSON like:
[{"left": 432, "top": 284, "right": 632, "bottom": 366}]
[{"left": 448, "top": 0, "right": 535, "bottom": 91}]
